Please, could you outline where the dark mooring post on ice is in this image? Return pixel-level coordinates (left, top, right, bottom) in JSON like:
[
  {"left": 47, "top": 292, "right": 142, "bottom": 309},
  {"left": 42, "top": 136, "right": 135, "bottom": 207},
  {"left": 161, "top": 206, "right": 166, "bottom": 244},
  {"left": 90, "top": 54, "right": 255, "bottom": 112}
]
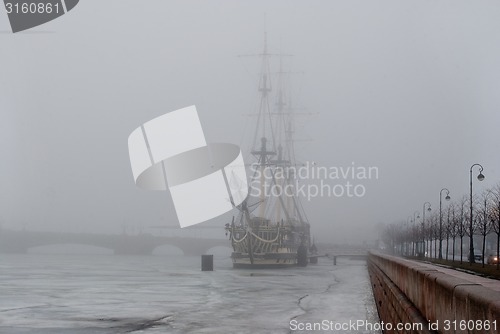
[{"left": 201, "top": 255, "right": 214, "bottom": 271}]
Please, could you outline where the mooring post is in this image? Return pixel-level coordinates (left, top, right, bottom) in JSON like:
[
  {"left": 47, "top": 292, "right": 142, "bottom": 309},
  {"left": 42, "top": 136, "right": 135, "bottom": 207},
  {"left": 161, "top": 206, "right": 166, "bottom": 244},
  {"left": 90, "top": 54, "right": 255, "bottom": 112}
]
[
  {"left": 333, "top": 256, "right": 337, "bottom": 265},
  {"left": 201, "top": 254, "right": 213, "bottom": 271}
]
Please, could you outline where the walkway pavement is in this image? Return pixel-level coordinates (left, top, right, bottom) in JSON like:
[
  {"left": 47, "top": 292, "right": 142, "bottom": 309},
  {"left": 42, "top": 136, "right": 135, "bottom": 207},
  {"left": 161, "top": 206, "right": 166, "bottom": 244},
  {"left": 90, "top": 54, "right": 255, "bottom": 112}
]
[{"left": 414, "top": 260, "right": 500, "bottom": 292}]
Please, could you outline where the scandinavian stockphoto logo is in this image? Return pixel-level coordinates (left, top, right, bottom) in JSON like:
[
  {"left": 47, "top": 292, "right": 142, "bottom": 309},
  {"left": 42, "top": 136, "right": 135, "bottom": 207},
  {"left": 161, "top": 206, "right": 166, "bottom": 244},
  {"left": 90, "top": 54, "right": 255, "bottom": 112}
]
[
  {"left": 3, "top": 0, "right": 79, "bottom": 33},
  {"left": 128, "top": 106, "right": 248, "bottom": 228},
  {"left": 249, "top": 162, "right": 379, "bottom": 201}
]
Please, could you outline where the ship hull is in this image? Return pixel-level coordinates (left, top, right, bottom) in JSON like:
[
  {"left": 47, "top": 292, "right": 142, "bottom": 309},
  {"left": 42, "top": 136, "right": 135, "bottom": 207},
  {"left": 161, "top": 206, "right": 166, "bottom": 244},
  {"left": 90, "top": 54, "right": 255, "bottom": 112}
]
[
  {"left": 230, "top": 251, "right": 299, "bottom": 269},
  {"left": 226, "top": 220, "right": 310, "bottom": 269},
  {"left": 233, "top": 262, "right": 296, "bottom": 269}
]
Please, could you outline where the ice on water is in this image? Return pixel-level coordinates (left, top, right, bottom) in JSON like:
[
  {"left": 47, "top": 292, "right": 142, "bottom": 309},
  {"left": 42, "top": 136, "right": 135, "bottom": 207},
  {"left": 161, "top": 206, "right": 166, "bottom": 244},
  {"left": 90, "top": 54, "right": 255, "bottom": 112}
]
[{"left": 0, "top": 253, "right": 379, "bottom": 333}]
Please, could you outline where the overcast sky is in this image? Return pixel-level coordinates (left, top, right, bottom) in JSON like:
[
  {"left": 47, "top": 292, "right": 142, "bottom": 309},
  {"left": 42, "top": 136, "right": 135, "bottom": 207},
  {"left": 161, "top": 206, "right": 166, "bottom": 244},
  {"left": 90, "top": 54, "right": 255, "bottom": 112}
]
[{"left": 1, "top": 0, "right": 499, "bottom": 244}]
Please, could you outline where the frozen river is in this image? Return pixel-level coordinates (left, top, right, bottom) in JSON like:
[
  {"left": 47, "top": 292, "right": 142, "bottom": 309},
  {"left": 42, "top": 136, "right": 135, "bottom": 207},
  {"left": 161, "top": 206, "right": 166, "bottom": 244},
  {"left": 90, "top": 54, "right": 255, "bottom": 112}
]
[{"left": 0, "top": 253, "right": 379, "bottom": 333}]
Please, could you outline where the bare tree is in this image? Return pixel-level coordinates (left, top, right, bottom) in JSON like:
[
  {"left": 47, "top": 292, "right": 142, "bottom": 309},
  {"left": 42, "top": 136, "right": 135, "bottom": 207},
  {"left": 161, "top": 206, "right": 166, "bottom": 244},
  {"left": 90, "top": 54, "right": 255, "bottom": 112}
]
[
  {"left": 447, "top": 204, "right": 460, "bottom": 262},
  {"left": 477, "top": 191, "right": 493, "bottom": 267},
  {"left": 457, "top": 195, "right": 468, "bottom": 264},
  {"left": 410, "top": 222, "right": 420, "bottom": 257},
  {"left": 427, "top": 212, "right": 439, "bottom": 259},
  {"left": 490, "top": 184, "right": 500, "bottom": 270},
  {"left": 465, "top": 194, "right": 480, "bottom": 263},
  {"left": 424, "top": 216, "right": 433, "bottom": 258},
  {"left": 445, "top": 205, "right": 455, "bottom": 261},
  {"left": 381, "top": 223, "right": 404, "bottom": 255},
  {"left": 433, "top": 212, "right": 440, "bottom": 259},
  {"left": 393, "top": 184, "right": 500, "bottom": 268}
]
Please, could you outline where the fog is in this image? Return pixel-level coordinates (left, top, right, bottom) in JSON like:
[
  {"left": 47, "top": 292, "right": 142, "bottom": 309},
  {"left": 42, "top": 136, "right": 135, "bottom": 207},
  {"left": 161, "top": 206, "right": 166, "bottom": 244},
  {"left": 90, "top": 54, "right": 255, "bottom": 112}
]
[{"left": 1, "top": 0, "right": 499, "bottom": 244}]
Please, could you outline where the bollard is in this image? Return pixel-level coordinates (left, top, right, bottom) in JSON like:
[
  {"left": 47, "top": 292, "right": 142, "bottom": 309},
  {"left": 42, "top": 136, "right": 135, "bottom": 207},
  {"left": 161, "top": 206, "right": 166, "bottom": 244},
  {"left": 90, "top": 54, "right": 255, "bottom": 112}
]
[
  {"left": 201, "top": 254, "right": 213, "bottom": 271},
  {"left": 333, "top": 256, "right": 337, "bottom": 265}
]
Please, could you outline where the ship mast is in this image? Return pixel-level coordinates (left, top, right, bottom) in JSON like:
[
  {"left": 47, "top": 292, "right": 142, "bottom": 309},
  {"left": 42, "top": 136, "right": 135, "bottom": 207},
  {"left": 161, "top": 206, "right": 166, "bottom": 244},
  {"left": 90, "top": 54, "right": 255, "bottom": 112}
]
[
  {"left": 242, "top": 33, "right": 308, "bottom": 226},
  {"left": 226, "top": 32, "right": 312, "bottom": 268},
  {"left": 274, "top": 65, "right": 308, "bottom": 225},
  {"left": 248, "top": 32, "right": 277, "bottom": 219},
  {"left": 273, "top": 56, "right": 289, "bottom": 223}
]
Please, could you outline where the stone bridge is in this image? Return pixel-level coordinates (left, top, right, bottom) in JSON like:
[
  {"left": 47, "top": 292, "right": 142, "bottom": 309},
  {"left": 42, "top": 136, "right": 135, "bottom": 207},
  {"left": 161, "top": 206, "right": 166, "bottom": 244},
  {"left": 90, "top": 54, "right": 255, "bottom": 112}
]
[{"left": 0, "top": 230, "right": 230, "bottom": 256}]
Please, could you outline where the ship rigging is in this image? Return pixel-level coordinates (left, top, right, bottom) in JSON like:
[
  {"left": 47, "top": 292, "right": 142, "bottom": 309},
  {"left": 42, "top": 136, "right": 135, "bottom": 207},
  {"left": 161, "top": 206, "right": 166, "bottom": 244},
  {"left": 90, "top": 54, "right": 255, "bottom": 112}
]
[{"left": 225, "top": 34, "right": 312, "bottom": 268}]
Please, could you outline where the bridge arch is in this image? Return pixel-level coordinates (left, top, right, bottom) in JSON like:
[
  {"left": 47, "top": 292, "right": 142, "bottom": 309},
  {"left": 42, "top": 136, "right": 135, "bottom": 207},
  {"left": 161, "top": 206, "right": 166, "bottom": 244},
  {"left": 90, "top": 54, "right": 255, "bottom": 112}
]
[
  {"left": 0, "top": 230, "right": 230, "bottom": 256},
  {"left": 151, "top": 244, "right": 184, "bottom": 256},
  {"left": 27, "top": 243, "right": 114, "bottom": 255}
]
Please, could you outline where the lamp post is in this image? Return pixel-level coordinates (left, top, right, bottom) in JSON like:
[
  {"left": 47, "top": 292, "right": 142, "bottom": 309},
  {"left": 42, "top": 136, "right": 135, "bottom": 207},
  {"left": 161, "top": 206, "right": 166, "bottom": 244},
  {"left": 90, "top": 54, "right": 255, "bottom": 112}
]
[
  {"left": 469, "top": 164, "right": 485, "bottom": 264},
  {"left": 421, "top": 202, "right": 432, "bottom": 257},
  {"left": 439, "top": 188, "right": 451, "bottom": 259}
]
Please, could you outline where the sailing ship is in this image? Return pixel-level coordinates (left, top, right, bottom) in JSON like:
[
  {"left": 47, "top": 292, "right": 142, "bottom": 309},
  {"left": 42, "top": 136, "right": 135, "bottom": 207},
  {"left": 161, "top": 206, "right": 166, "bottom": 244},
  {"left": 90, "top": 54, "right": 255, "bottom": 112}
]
[{"left": 225, "top": 35, "right": 312, "bottom": 268}]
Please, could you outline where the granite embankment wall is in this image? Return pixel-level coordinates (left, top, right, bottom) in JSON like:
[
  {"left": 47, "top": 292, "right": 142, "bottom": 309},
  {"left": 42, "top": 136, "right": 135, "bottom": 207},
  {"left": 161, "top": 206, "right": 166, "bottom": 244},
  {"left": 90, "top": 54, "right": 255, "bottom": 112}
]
[{"left": 368, "top": 252, "right": 500, "bottom": 333}]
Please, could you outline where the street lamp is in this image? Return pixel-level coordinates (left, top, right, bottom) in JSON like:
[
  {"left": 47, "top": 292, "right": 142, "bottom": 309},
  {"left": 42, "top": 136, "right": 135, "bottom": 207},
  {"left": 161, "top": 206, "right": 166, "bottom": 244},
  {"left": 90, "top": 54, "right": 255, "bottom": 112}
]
[
  {"left": 469, "top": 164, "right": 485, "bottom": 264},
  {"left": 421, "top": 202, "right": 431, "bottom": 257},
  {"left": 439, "top": 188, "right": 451, "bottom": 259}
]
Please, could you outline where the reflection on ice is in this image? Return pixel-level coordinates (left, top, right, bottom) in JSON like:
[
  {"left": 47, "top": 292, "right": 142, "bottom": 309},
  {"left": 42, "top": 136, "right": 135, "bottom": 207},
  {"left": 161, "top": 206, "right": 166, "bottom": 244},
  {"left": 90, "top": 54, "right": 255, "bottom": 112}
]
[{"left": 0, "top": 254, "right": 379, "bottom": 333}]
